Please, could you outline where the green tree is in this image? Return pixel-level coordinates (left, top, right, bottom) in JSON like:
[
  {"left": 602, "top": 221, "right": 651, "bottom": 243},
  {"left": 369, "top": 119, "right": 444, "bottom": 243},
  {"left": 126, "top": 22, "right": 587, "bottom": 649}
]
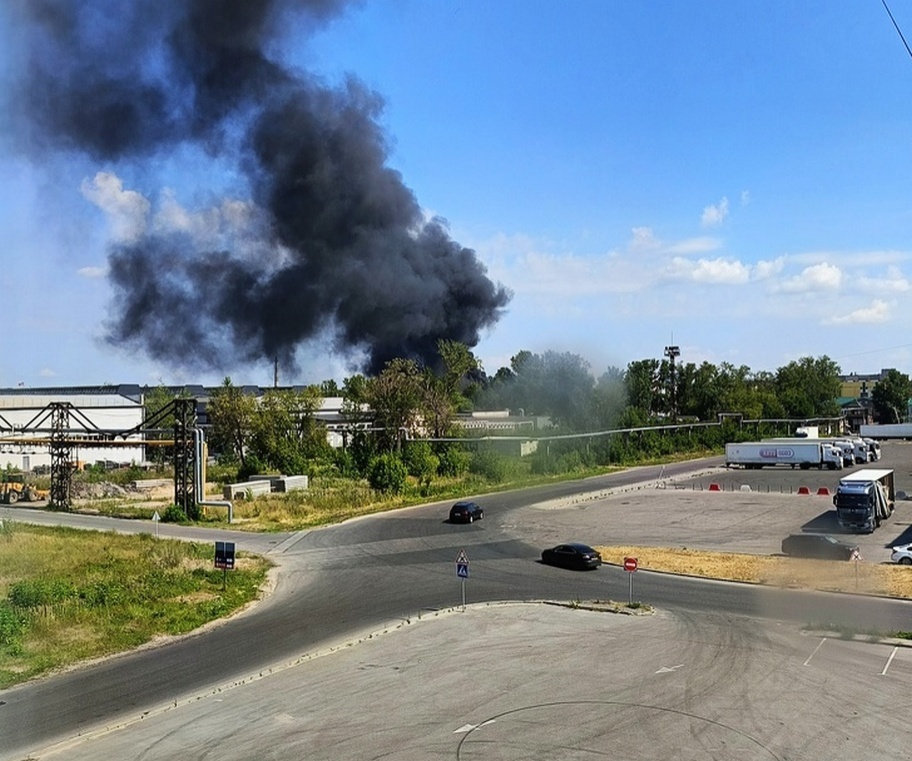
[
  {"left": 367, "top": 453, "right": 408, "bottom": 493},
  {"left": 871, "top": 369, "right": 912, "bottom": 423},
  {"left": 402, "top": 440, "right": 439, "bottom": 492},
  {"left": 775, "top": 356, "right": 841, "bottom": 418},
  {"left": 591, "top": 367, "right": 626, "bottom": 430},
  {"left": 624, "top": 359, "right": 660, "bottom": 418},
  {"left": 483, "top": 350, "right": 595, "bottom": 429},
  {"left": 249, "top": 387, "right": 329, "bottom": 474},
  {"left": 364, "top": 358, "right": 424, "bottom": 452},
  {"left": 207, "top": 378, "right": 257, "bottom": 469}
]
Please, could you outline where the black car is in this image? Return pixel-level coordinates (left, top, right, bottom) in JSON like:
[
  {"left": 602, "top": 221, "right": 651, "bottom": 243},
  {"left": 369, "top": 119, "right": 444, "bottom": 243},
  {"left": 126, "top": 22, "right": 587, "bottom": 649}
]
[
  {"left": 541, "top": 543, "right": 602, "bottom": 570},
  {"left": 780, "top": 533, "right": 860, "bottom": 561},
  {"left": 449, "top": 501, "right": 484, "bottom": 524}
]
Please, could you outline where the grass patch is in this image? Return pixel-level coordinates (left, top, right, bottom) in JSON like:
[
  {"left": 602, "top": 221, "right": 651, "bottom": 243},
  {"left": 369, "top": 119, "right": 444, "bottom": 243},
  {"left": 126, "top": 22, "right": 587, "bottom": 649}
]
[
  {"left": 0, "top": 523, "right": 270, "bottom": 688},
  {"left": 596, "top": 545, "right": 912, "bottom": 598}
]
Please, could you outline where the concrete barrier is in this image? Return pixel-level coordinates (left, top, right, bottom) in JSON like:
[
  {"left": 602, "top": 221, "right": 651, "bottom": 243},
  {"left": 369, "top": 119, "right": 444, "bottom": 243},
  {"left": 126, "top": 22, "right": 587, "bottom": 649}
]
[
  {"left": 272, "top": 475, "right": 309, "bottom": 493},
  {"left": 223, "top": 480, "right": 272, "bottom": 500}
]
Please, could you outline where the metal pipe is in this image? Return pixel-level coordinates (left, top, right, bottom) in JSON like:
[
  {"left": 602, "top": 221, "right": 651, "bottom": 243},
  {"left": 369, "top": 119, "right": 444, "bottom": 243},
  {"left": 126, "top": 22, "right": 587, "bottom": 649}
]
[{"left": 193, "top": 428, "right": 233, "bottom": 523}]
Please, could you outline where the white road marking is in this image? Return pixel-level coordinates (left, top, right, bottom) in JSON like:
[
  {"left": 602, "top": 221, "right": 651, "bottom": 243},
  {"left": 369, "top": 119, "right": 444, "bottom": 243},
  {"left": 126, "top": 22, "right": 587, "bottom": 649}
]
[
  {"left": 881, "top": 646, "right": 899, "bottom": 676},
  {"left": 454, "top": 720, "right": 496, "bottom": 733},
  {"left": 804, "top": 637, "right": 827, "bottom": 666},
  {"left": 655, "top": 664, "right": 684, "bottom": 674}
]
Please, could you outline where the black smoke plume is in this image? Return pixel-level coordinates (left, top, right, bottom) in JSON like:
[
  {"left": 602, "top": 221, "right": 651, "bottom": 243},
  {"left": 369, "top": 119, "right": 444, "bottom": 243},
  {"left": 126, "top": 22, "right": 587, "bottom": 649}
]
[{"left": 9, "top": 0, "right": 511, "bottom": 375}]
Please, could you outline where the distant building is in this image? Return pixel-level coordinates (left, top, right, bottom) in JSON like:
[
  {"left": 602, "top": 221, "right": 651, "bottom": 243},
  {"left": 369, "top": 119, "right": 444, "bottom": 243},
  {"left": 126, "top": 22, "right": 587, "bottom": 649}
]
[{"left": 0, "top": 385, "right": 146, "bottom": 471}]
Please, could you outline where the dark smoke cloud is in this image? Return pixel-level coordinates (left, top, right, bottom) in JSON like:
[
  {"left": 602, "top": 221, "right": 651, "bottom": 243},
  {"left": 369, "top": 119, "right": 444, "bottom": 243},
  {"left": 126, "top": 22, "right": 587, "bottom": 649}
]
[{"left": 10, "top": 0, "right": 511, "bottom": 376}]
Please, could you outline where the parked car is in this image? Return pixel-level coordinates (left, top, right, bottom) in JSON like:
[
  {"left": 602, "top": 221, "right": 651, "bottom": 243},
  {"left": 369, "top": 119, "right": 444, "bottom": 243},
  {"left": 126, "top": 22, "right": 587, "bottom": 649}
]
[
  {"left": 541, "top": 543, "right": 602, "bottom": 570},
  {"left": 890, "top": 543, "right": 912, "bottom": 565},
  {"left": 780, "top": 533, "right": 860, "bottom": 561},
  {"left": 449, "top": 501, "right": 484, "bottom": 524}
]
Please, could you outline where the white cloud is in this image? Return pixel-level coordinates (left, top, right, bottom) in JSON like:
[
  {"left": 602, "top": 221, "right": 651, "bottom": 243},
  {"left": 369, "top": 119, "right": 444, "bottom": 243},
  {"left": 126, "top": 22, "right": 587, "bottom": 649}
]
[
  {"left": 79, "top": 171, "right": 150, "bottom": 242},
  {"left": 666, "top": 256, "right": 750, "bottom": 284},
  {"left": 701, "top": 197, "right": 729, "bottom": 228},
  {"left": 153, "top": 190, "right": 264, "bottom": 244},
  {"left": 789, "top": 249, "right": 911, "bottom": 267},
  {"left": 777, "top": 262, "right": 843, "bottom": 293},
  {"left": 665, "top": 237, "right": 723, "bottom": 254},
  {"left": 751, "top": 257, "right": 785, "bottom": 280},
  {"left": 629, "top": 226, "right": 661, "bottom": 251},
  {"left": 77, "top": 266, "right": 106, "bottom": 278},
  {"left": 856, "top": 266, "right": 910, "bottom": 294},
  {"left": 740, "top": 190, "right": 751, "bottom": 206},
  {"left": 824, "top": 299, "right": 892, "bottom": 325}
]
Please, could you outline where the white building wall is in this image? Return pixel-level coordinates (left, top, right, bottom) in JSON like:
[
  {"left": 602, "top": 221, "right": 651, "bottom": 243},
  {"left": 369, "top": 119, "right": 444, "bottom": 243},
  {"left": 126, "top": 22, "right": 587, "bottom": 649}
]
[{"left": 0, "top": 389, "right": 146, "bottom": 472}]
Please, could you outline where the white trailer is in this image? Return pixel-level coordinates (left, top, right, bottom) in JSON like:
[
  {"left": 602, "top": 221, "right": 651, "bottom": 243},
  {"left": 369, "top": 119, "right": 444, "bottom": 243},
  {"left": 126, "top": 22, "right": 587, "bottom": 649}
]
[
  {"left": 764, "top": 437, "right": 867, "bottom": 466},
  {"left": 833, "top": 468, "right": 895, "bottom": 533},
  {"left": 725, "top": 441, "right": 843, "bottom": 470},
  {"left": 859, "top": 423, "right": 912, "bottom": 439}
]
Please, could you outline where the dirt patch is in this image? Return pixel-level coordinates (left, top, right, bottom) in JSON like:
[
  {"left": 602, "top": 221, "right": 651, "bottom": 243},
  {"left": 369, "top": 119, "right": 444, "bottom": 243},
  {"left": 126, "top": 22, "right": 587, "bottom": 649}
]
[{"left": 597, "top": 544, "right": 912, "bottom": 598}]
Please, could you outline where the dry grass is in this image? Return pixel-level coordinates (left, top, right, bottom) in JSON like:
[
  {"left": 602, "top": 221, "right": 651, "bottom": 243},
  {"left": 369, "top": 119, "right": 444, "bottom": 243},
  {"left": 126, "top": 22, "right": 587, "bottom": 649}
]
[{"left": 596, "top": 545, "right": 912, "bottom": 598}]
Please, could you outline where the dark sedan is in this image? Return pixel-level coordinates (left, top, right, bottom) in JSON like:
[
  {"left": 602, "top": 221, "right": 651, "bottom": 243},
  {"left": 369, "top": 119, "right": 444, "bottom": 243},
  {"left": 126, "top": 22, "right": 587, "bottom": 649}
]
[
  {"left": 780, "top": 533, "right": 860, "bottom": 561},
  {"left": 449, "top": 501, "right": 484, "bottom": 524},
  {"left": 541, "top": 543, "right": 602, "bottom": 570}
]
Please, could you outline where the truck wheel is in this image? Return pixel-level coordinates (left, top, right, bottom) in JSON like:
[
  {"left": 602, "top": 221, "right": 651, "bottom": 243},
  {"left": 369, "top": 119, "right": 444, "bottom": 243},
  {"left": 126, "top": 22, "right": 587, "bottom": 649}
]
[{"left": 7, "top": 490, "right": 18, "bottom": 504}]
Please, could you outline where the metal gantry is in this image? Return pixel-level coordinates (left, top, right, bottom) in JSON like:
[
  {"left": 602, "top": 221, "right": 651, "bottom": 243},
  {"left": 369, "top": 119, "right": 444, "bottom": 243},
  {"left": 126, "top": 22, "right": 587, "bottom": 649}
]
[
  {"left": 49, "top": 402, "right": 75, "bottom": 510},
  {"left": 172, "top": 398, "right": 197, "bottom": 518}
]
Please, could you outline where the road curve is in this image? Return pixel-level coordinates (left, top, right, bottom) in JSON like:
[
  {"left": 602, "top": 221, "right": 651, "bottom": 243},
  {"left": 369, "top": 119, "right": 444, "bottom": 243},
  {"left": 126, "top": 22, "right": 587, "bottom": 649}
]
[{"left": 2, "top": 456, "right": 912, "bottom": 759}]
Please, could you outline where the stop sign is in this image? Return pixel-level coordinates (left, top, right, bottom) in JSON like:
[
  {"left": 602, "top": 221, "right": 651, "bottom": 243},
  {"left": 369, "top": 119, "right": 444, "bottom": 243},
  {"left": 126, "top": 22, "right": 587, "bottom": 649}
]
[{"left": 623, "top": 556, "right": 638, "bottom": 572}]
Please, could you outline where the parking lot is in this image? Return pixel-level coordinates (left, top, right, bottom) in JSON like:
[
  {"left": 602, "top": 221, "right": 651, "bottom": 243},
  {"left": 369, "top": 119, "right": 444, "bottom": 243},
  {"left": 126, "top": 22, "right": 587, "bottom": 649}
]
[{"left": 519, "top": 440, "right": 912, "bottom": 564}]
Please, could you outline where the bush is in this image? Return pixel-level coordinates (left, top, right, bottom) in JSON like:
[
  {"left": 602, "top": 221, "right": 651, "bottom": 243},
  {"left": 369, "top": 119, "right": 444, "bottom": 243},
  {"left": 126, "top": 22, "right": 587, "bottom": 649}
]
[
  {"left": 161, "top": 504, "right": 188, "bottom": 523},
  {"left": 469, "top": 449, "right": 509, "bottom": 483},
  {"left": 437, "top": 446, "right": 471, "bottom": 478},
  {"left": 402, "top": 441, "right": 439, "bottom": 482},
  {"left": 367, "top": 454, "right": 408, "bottom": 493},
  {"left": 8, "top": 578, "right": 75, "bottom": 610},
  {"left": 0, "top": 601, "right": 26, "bottom": 654},
  {"left": 237, "top": 455, "right": 267, "bottom": 482}
]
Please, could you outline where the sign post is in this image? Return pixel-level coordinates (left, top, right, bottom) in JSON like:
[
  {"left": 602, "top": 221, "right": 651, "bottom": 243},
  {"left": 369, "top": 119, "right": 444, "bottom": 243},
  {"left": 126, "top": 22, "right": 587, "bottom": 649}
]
[
  {"left": 151, "top": 510, "right": 160, "bottom": 538},
  {"left": 455, "top": 549, "right": 469, "bottom": 610},
  {"left": 215, "top": 541, "right": 236, "bottom": 591},
  {"left": 623, "top": 556, "right": 638, "bottom": 605}
]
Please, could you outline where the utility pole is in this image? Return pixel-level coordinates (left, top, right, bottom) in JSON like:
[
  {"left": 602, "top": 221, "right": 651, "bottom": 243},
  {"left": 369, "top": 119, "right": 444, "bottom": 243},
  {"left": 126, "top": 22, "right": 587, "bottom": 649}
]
[{"left": 664, "top": 344, "right": 680, "bottom": 422}]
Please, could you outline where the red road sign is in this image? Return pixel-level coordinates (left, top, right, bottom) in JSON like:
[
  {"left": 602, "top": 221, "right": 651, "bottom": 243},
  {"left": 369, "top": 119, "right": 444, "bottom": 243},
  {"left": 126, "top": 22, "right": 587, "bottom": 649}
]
[{"left": 623, "top": 557, "right": 638, "bottom": 572}]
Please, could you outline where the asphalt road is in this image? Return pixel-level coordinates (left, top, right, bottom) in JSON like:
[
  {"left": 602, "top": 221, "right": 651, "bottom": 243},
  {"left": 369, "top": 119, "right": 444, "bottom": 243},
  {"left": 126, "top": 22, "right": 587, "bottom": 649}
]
[
  {"left": 2, "top": 448, "right": 912, "bottom": 759},
  {"left": 34, "top": 604, "right": 912, "bottom": 761}
]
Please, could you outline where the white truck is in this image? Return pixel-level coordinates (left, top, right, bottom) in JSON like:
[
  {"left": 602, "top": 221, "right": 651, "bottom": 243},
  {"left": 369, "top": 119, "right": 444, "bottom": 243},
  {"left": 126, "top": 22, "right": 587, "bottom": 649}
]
[
  {"left": 862, "top": 438, "right": 882, "bottom": 461},
  {"left": 832, "top": 468, "right": 895, "bottom": 533},
  {"left": 762, "top": 437, "right": 854, "bottom": 467},
  {"left": 770, "top": 436, "right": 873, "bottom": 466},
  {"left": 725, "top": 441, "right": 843, "bottom": 470},
  {"left": 859, "top": 423, "right": 912, "bottom": 440}
]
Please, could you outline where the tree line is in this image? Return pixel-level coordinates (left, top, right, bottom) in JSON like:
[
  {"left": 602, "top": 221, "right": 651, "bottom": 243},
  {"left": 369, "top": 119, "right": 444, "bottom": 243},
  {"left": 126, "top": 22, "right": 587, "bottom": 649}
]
[{"left": 148, "top": 344, "right": 912, "bottom": 493}]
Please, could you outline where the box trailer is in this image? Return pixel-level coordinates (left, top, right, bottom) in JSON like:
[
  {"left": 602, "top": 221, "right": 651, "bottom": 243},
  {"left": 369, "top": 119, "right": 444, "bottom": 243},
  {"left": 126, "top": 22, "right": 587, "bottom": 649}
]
[
  {"left": 767, "top": 435, "right": 873, "bottom": 464},
  {"left": 832, "top": 468, "right": 895, "bottom": 533},
  {"left": 858, "top": 424, "right": 912, "bottom": 439},
  {"left": 725, "top": 441, "right": 843, "bottom": 470}
]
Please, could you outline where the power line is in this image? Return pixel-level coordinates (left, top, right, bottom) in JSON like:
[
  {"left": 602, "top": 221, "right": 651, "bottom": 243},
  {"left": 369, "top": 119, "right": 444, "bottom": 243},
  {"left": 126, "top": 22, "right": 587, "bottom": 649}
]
[
  {"left": 882, "top": 0, "right": 912, "bottom": 60},
  {"left": 833, "top": 342, "right": 912, "bottom": 361}
]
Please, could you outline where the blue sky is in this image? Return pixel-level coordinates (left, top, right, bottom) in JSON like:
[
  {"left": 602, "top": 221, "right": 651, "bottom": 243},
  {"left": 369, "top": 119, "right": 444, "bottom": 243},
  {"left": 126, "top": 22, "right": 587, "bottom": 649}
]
[{"left": 3, "top": 0, "right": 912, "bottom": 389}]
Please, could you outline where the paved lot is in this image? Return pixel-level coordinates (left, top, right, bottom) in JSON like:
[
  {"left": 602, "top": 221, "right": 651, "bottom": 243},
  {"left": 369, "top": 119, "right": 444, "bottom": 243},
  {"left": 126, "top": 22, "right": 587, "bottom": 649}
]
[
  {"left": 513, "top": 441, "right": 912, "bottom": 563},
  {"left": 9, "top": 441, "right": 912, "bottom": 761},
  {"left": 34, "top": 602, "right": 912, "bottom": 761}
]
